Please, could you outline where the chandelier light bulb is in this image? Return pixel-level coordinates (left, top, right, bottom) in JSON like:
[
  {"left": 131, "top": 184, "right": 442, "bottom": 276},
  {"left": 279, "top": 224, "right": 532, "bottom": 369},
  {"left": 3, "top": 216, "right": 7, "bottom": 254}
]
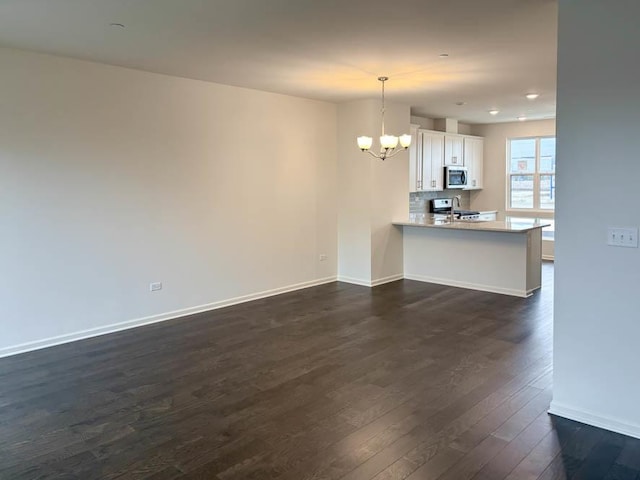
[
  {"left": 357, "top": 136, "right": 373, "bottom": 151},
  {"left": 399, "top": 134, "right": 412, "bottom": 148},
  {"left": 380, "top": 135, "right": 399, "bottom": 149}
]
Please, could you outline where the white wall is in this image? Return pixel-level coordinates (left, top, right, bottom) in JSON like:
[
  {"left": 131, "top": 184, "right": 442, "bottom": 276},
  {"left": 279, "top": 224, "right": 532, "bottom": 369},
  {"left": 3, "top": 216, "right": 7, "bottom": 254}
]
[
  {"left": 410, "top": 116, "right": 435, "bottom": 130},
  {"left": 0, "top": 47, "right": 338, "bottom": 355},
  {"left": 551, "top": 0, "right": 640, "bottom": 438},
  {"left": 469, "top": 119, "right": 556, "bottom": 219},
  {"left": 338, "top": 100, "right": 409, "bottom": 286},
  {"left": 410, "top": 115, "right": 472, "bottom": 135},
  {"left": 371, "top": 104, "right": 410, "bottom": 283},
  {"left": 337, "top": 100, "right": 375, "bottom": 284}
]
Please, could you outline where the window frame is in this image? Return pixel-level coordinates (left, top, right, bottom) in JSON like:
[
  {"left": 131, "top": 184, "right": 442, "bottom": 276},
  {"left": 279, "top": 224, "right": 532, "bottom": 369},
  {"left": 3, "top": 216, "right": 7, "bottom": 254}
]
[{"left": 506, "top": 135, "right": 556, "bottom": 213}]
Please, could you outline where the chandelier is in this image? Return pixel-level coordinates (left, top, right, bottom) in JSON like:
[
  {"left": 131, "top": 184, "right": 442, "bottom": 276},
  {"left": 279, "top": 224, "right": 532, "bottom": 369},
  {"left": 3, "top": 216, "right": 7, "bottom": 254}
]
[{"left": 356, "top": 76, "right": 411, "bottom": 160}]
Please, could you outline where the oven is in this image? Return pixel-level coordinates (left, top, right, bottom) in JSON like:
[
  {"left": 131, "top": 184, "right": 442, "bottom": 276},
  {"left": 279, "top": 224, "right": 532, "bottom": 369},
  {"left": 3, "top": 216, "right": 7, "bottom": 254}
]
[{"left": 430, "top": 198, "right": 480, "bottom": 220}]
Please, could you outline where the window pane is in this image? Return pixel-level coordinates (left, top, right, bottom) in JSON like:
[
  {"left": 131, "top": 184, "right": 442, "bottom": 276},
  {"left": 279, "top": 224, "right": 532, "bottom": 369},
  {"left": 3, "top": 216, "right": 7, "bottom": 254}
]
[
  {"left": 540, "top": 137, "right": 556, "bottom": 173},
  {"left": 510, "top": 175, "right": 534, "bottom": 208},
  {"left": 540, "top": 174, "right": 556, "bottom": 210},
  {"left": 509, "top": 139, "right": 536, "bottom": 173}
]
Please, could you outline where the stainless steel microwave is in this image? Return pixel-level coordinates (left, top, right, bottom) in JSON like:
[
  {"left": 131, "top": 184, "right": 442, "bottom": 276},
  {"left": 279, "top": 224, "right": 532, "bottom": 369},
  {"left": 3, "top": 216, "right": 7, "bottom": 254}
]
[{"left": 444, "top": 166, "right": 467, "bottom": 189}]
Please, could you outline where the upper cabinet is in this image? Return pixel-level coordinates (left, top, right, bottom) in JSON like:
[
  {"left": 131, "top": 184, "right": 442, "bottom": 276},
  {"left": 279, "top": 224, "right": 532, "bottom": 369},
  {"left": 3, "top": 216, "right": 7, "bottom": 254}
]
[
  {"left": 409, "top": 128, "right": 483, "bottom": 192},
  {"left": 444, "top": 135, "right": 464, "bottom": 166},
  {"left": 408, "top": 124, "right": 420, "bottom": 192},
  {"left": 463, "top": 136, "right": 484, "bottom": 190},
  {"left": 409, "top": 126, "right": 444, "bottom": 192},
  {"left": 409, "top": 125, "right": 444, "bottom": 192},
  {"left": 421, "top": 130, "right": 445, "bottom": 191}
]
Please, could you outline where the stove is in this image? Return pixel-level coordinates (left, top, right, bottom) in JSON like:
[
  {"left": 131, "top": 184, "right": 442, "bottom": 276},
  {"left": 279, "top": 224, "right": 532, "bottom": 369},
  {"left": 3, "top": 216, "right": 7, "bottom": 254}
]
[{"left": 430, "top": 198, "right": 480, "bottom": 220}]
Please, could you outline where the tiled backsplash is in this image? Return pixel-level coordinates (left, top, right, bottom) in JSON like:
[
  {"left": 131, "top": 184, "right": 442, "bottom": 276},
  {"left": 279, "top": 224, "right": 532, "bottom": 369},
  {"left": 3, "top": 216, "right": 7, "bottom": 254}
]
[{"left": 410, "top": 190, "right": 471, "bottom": 214}]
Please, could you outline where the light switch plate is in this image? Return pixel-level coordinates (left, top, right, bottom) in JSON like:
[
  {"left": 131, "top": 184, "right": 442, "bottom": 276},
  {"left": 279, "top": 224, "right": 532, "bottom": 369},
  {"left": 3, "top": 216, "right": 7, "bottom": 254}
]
[{"left": 607, "top": 227, "right": 639, "bottom": 248}]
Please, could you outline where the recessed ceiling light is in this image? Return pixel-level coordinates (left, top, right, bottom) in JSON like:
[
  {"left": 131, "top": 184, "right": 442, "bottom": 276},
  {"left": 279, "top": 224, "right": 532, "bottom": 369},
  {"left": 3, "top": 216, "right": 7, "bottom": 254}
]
[
  {"left": 455, "top": 101, "right": 466, "bottom": 106},
  {"left": 518, "top": 116, "right": 527, "bottom": 121},
  {"left": 525, "top": 93, "right": 539, "bottom": 100},
  {"left": 439, "top": 53, "right": 449, "bottom": 58},
  {"left": 110, "top": 23, "right": 125, "bottom": 28},
  {"left": 489, "top": 109, "right": 499, "bottom": 115}
]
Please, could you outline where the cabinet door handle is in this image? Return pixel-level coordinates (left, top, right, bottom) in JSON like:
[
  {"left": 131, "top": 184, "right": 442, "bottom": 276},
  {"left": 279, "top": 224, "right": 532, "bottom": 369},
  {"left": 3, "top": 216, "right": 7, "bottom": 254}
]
[
  {"left": 452, "top": 156, "right": 457, "bottom": 164},
  {"left": 432, "top": 180, "right": 436, "bottom": 187}
]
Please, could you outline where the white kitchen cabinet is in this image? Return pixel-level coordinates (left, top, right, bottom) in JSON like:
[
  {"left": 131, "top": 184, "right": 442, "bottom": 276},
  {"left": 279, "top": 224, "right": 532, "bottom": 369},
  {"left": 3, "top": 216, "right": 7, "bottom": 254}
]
[
  {"left": 410, "top": 129, "right": 483, "bottom": 192},
  {"left": 463, "top": 136, "right": 484, "bottom": 190},
  {"left": 408, "top": 124, "right": 420, "bottom": 192},
  {"left": 410, "top": 127, "right": 445, "bottom": 192},
  {"left": 419, "top": 130, "right": 445, "bottom": 191},
  {"left": 444, "top": 135, "right": 464, "bottom": 166}
]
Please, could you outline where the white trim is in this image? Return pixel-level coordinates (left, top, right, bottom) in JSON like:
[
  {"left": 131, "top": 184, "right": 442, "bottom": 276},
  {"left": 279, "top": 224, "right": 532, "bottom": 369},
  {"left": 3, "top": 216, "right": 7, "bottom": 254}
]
[
  {"left": 371, "top": 273, "right": 404, "bottom": 287},
  {"left": 337, "top": 274, "right": 404, "bottom": 288},
  {"left": 338, "top": 273, "right": 404, "bottom": 288},
  {"left": 506, "top": 209, "right": 556, "bottom": 216},
  {"left": 337, "top": 276, "right": 372, "bottom": 287},
  {"left": 404, "top": 273, "right": 533, "bottom": 298},
  {"left": 0, "top": 276, "right": 337, "bottom": 359},
  {"left": 549, "top": 401, "right": 640, "bottom": 440}
]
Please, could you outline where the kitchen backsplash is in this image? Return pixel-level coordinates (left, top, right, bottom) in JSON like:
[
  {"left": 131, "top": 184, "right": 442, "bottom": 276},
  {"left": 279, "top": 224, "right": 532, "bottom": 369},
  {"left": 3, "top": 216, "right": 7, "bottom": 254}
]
[{"left": 410, "top": 190, "right": 471, "bottom": 214}]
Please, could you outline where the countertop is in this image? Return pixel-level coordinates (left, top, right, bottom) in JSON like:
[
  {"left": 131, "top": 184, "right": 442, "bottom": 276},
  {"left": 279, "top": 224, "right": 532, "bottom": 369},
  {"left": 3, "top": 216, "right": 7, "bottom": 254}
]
[{"left": 393, "top": 215, "right": 551, "bottom": 233}]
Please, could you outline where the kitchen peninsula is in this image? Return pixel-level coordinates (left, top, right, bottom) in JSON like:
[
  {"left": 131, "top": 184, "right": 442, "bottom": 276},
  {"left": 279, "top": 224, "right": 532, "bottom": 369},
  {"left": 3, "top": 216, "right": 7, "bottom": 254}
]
[{"left": 393, "top": 217, "right": 550, "bottom": 297}]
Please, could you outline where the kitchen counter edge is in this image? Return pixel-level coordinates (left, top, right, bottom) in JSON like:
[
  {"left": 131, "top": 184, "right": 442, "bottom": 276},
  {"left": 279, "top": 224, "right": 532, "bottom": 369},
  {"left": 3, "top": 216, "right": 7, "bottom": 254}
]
[{"left": 392, "top": 218, "right": 551, "bottom": 233}]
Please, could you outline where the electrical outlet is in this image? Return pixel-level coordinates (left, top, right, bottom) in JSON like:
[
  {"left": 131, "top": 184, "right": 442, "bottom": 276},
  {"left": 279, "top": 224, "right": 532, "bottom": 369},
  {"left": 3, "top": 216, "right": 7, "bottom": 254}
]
[
  {"left": 607, "top": 227, "right": 639, "bottom": 248},
  {"left": 319, "top": 254, "right": 328, "bottom": 262},
  {"left": 149, "top": 282, "right": 162, "bottom": 292}
]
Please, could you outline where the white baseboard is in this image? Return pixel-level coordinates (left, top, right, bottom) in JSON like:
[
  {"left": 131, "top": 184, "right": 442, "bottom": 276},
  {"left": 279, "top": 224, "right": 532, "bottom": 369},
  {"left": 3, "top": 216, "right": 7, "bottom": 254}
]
[
  {"left": 0, "top": 276, "right": 337, "bottom": 359},
  {"left": 549, "top": 401, "right": 640, "bottom": 440},
  {"left": 337, "top": 273, "right": 404, "bottom": 288},
  {"left": 371, "top": 273, "right": 404, "bottom": 287},
  {"left": 404, "top": 273, "right": 531, "bottom": 298},
  {"left": 337, "top": 275, "right": 372, "bottom": 287}
]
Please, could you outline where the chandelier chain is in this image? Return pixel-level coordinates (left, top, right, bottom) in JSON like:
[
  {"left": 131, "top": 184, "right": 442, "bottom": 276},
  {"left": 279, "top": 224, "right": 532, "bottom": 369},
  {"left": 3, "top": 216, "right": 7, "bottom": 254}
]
[{"left": 380, "top": 77, "right": 386, "bottom": 137}]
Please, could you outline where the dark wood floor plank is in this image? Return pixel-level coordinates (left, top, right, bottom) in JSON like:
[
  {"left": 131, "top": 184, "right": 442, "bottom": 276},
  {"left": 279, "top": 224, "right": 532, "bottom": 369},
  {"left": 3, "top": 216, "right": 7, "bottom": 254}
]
[
  {"left": 1, "top": 264, "right": 639, "bottom": 480},
  {"left": 449, "top": 384, "right": 544, "bottom": 453},
  {"left": 535, "top": 453, "right": 569, "bottom": 480},
  {"left": 503, "top": 430, "right": 563, "bottom": 480},
  {"left": 602, "top": 464, "right": 640, "bottom": 480},
  {"left": 615, "top": 436, "right": 640, "bottom": 470},
  {"left": 571, "top": 433, "right": 625, "bottom": 480},
  {"left": 471, "top": 409, "right": 555, "bottom": 480},
  {"left": 434, "top": 434, "right": 508, "bottom": 480}
]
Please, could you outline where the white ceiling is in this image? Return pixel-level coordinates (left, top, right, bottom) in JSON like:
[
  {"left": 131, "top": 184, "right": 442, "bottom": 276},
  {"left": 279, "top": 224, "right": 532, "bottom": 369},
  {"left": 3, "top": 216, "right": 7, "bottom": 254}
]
[{"left": 0, "top": 0, "right": 557, "bottom": 124}]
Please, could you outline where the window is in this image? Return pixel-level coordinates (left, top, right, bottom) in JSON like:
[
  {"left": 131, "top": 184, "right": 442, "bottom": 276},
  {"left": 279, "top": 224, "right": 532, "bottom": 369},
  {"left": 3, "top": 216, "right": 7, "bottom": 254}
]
[{"left": 507, "top": 136, "right": 556, "bottom": 211}]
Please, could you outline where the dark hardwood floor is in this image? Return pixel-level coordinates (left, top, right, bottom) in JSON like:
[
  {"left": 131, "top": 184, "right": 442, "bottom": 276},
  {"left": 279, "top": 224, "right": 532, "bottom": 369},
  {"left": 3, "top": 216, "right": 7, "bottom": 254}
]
[{"left": 2, "top": 263, "right": 639, "bottom": 479}]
